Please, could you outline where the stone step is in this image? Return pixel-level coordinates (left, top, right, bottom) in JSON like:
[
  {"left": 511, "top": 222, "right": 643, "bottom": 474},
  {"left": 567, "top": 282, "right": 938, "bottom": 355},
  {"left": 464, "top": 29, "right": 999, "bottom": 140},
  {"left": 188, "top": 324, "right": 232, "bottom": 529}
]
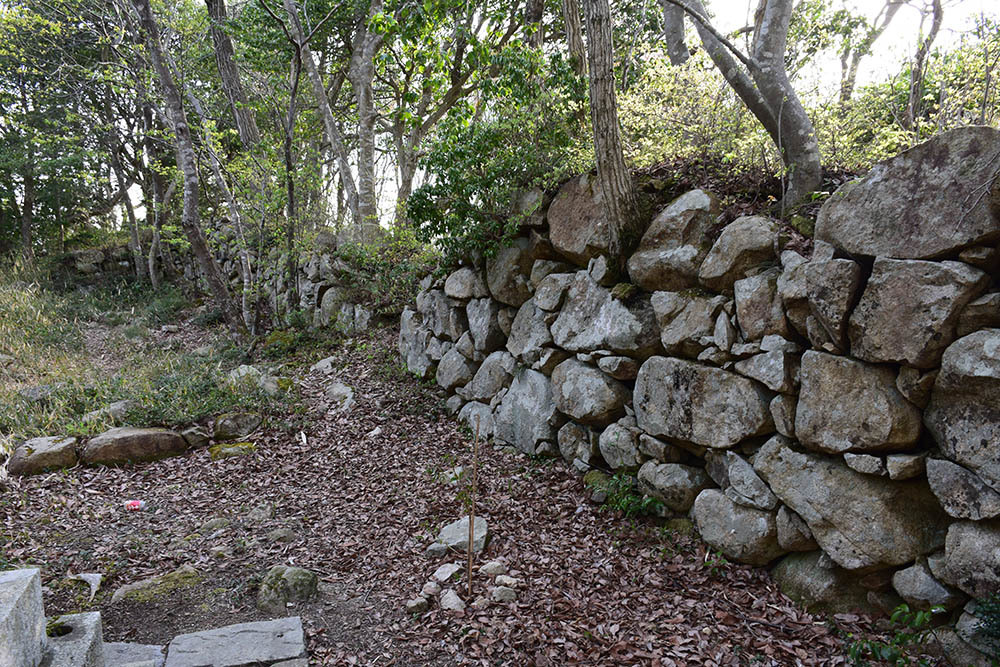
[
  {"left": 103, "top": 642, "right": 165, "bottom": 667},
  {"left": 163, "top": 617, "right": 306, "bottom": 667},
  {"left": 44, "top": 611, "right": 104, "bottom": 667},
  {"left": 0, "top": 568, "right": 47, "bottom": 667}
]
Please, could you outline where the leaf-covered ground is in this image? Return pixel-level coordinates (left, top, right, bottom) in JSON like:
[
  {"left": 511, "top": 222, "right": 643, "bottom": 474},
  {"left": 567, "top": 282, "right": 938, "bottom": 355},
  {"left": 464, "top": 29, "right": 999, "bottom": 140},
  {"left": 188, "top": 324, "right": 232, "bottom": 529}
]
[{"left": 1, "top": 320, "right": 929, "bottom": 665}]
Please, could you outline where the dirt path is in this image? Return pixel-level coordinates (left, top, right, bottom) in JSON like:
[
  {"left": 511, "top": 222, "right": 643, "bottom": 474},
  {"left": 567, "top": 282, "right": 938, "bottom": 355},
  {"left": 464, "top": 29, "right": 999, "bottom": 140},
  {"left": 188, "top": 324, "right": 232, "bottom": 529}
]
[{"left": 1, "top": 324, "right": 901, "bottom": 665}]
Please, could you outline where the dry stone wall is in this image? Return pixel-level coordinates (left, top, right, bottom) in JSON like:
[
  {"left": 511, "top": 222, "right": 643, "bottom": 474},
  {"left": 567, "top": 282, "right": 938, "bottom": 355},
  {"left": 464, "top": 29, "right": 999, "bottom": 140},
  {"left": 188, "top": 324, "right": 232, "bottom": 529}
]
[{"left": 399, "top": 127, "right": 1000, "bottom": 663}]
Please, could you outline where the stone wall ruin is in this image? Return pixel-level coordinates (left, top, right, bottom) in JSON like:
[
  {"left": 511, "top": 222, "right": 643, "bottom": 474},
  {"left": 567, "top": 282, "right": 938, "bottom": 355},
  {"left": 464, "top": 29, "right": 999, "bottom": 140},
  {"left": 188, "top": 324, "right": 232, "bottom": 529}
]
[{"left": 398, "top": 126, "right": 1000, "bottom": 663}]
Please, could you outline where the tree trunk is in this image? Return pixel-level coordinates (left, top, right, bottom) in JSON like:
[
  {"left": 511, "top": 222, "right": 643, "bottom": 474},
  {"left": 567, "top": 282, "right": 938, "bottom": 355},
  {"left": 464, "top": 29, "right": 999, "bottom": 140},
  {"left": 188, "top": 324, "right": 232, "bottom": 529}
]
[
  {"left": 749, "top": 0, "right": 821, "bottom": 207},
  {"left": 838, "top": 0, "right": 904, "bottom": 103},
  {"left": 664, "top": 0, "right": 820, "bottom": 208},
  {"left": 130, "top": 0, "right": 241, "bottom": 331},
  {"left": 904, "top": 0, "right": 943, "bottom": 131},
  {"left": 110, "top": 146, "right": 147, "bottom": 281},
  {"left": 282, "top": 52, "right": 303, "bottom": 313},
  {"left": 583, "top": 0, "right": 641, "bottom": 267},
  {"left": 20, "top": 154, "right": 35, "bottom": 267},
  {"left": 526, "top": 0, "right": 544, "bottom": 49},
  {"left": 206, "top": 0, "right": 260, "bottom": 146},
  {"left": 563, "top": 0, "right": 587, "bottom": 76},
  {"left": 660, "top": 0, "right": 689, "bottom": 66},
  {"left": 348, "top": 0, "right": 384, "bottom": 237},
  {"left": 282, "top": 0, "right": 360, "bottom": 224}
]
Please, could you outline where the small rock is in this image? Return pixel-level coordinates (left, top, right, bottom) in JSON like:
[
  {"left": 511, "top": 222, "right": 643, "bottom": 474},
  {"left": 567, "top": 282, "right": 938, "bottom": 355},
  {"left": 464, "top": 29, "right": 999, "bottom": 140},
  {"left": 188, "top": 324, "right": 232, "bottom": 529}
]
[
  {"left": 266, "top": 527, "right": 298, "bottom": 543},
  {"left": 479, "top": 561, "right": 507, "bottom": 577},
  {"left": 209, "top": 441, "right": 256, "bottom": 460},
  {"left": 179, "top": 425, "right": 211, "bottom": 449},
  {"left": 421, "top": 581, "right": 441, "bottom": 597},
  {"left": 472, "top": 596, "right": 490, "bottom": 608},
  {"left": 7, "top": 436, "right": 78, "bottom": 476},
  {"left": 245, "top": 502, "right": 274, "bottom": 523},
  {"left": 886, "top": 453, "right": 927, "bottom": 480},
  {"left": 425, "top": 516, "right": 489, "bottom": 557},
  {"left": 844, "top": 453, "right": 887, "bottom": 476},
  {"left": 213, "top": 413, "right": 262, "bottom": 441},
  {"left": 311, "top": 356, "right": 337, "bottom": 374},
  {"left": 490, "top": 586, "right": 517, "bottom": 603},
  {"left": 325, "top": 382, "right": 355, "bottom": 413},
  {"left": 494, "top": 575, "right": 519, "bottom": 588},
  {"left": 406, "top": 597, "right": 429, "bottom": 614},
  {"left": 439, "top": 589, "right": 466, "bottom": 612},
  {"left": 198, "top": 517, "right": 231, "bottom": 534},
  {"left": 161, "top": 325, "right": 180, "bottom": 333},
  {"left": 432, "top": 563, "right": 463, "bottom": 583},
  {"left": 256, "top": 565, "right": 318, "bottom": 614},
  {"left": 66, "top": 573, "right": 102, "bottom": 602}
]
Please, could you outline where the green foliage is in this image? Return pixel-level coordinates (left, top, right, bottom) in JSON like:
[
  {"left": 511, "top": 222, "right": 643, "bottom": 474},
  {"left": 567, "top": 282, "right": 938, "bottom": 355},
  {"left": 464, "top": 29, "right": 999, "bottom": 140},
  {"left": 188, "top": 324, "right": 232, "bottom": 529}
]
[
  {"left": 407, "top": 54, "right": 589, "bottom": 267},
  {"left": 845, "top": 603, "right": 942, "bottom": 666},
  {"left": 975, "top": 594, "right": 1000, "bottom": 657},
  {"left": 596, "top": 472, "right": 664, "bottom": 518},
  {"left": 332, "top": 226, "right": 438, "bottom": 315}
]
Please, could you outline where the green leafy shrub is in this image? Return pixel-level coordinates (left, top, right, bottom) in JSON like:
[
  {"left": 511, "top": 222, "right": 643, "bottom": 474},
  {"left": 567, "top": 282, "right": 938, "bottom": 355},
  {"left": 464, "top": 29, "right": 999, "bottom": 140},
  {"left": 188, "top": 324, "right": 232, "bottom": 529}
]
[
  {"left": 846, "top": 603, "right": 942, "bottom": 666},
  {"left": 597, "top": 471, "right": 664, "bottom": 518},
  {"left": 975, "top": 593, "right": 1000, "bottom": 658}
]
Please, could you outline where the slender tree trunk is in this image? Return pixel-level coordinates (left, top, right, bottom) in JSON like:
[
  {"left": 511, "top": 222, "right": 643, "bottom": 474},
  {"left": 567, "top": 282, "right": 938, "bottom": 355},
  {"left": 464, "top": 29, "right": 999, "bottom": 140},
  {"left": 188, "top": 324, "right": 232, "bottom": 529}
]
[
  {"left": 563, "top": 0, "right": 587, "bottom": 76},
  {"left": 904, "top": 0, "right": 943, "bottom": 131},
  {"left": 660, "top": 0, "right": 689, "bottom": 66},
  {"left": 130, "top": 0, "right": 241, "bottom": 331},
  {"left": 110, "top": 147, "right": 147, "bottom": 281},
  {"left": 526, "top": 0, "right": 544, "bottom": 49},
  {"left": 20, "top": 156, "right": 35, "bottom": 267},
  {"left": 839, "top": 0, "right": 904, "bottom": 103},
  {"left": 282, "top": 0, "right": 360, "bottom": 224},
  {"left": 583, "top": 0, "right": 641, "bottom": 267},
  {"left": 206, "top": 0, "right": 260, "bottom": 146},
  {"left": 282, "top": 53, "right": 302, "bottom": 312},
  {"left": 749, "top": 0, "right": 821, "bottom": 207},
  {"left": 348, "top": 0, "right": 384, "bottom": 237}
]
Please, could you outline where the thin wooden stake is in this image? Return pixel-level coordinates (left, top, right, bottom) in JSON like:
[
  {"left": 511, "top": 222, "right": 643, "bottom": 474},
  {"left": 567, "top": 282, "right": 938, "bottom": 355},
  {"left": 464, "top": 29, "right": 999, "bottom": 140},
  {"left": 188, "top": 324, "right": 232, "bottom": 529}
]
[{"left": 467, "top": 415, "right": 480, "bottom": 599}]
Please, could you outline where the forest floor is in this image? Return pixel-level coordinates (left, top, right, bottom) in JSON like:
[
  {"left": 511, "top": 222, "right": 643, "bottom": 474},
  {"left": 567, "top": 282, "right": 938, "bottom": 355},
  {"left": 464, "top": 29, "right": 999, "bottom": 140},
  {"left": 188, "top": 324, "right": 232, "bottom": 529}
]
[{"left": 0, "top": 289, "right": 938, "bottom": 665}]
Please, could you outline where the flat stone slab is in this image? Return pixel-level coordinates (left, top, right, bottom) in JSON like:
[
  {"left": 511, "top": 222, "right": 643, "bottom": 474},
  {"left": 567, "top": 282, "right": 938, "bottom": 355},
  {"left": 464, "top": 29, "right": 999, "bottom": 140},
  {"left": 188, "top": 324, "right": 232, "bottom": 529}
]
[
  {"left": 164, "top": 617, "right": 305, "bottom": 667},
  {"left": 103, "top": 642, "right": 165, "bottom": 667},
  {"left": 0, "top": 568, "right": 46, "bottom": 667},
  {"left": 47, "top": 611, "right": 105, "bottom": 667}
]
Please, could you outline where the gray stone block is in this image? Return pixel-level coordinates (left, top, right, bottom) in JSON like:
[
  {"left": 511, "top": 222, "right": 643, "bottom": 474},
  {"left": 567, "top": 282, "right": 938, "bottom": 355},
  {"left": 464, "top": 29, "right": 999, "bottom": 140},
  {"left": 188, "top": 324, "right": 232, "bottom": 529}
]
[
  {"left": 0, "top": 568, "right": 46, "bottom": 667},
  {"left": 46, "top": 611, "right": 104, "bottom": 667},
  {"left": 103, "top": 641, "right": 165, "bottom": 667},
  {"left": 164, "top": 617, "right": 305, "bottom": 667}
]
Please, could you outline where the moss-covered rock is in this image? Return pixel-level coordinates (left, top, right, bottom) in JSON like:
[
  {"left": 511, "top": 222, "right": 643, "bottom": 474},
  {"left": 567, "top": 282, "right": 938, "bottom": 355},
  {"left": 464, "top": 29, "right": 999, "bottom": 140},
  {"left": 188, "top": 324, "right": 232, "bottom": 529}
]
[
  {"left": 257, "top": 565, "right": 318, "bottom": 614},
  {"left": 110, "top": 564, "right": 202, "bottom": 604},
  {"left": 209, "top": 442, "right": 256, "bottom": 460}
]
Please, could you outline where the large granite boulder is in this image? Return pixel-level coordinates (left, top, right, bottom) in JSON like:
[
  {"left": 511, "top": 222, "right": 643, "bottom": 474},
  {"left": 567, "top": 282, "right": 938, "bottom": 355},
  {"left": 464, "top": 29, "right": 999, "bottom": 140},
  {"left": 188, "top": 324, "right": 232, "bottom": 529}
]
[
  {"left": 444, "top": 267, "right": 488, "bottom": 299},
  {"left": 925, "top": 329, "right": 1000, "bottom": 492},
  {"left": 416, "top": 289, "right": 467, "bottom": 341},
  {"left": 733, "top": 351, "right": 799, "bottom": 394},
  {"left": 816, "top": 126, "right": 1000, "bottom": 259},
  {"left": 398, "top": 308, "right": 434, "bottom": 379},
  {"left": 804, "top": 258, "right": 862, "bottom": 351},
  {"left": 634, "top": 356, "right": 773, "bottom": 449},
  {"left": 698, "top": 216, "right": 777, "bottom": 293},
  {"left": 927, "top": 458, "right": 1000, "bottom": 521},
  {"left": 754, "top": 437, "right": 950, "bottom": 572},
  {"left": 436, "top": 347, "right": 478, "bottom": 391},
  {"left": 627, "top": 189, "right": 718, "bottom": 291},
  {"left": 486, "top": 235, "right": 549, "bottom": 307},
  {"left": 651, "top": 291, "right": 728, "bottom": 357},
  {"left": 734, "top": 269, "right": 789, "bottom": 340},
  {"left": 466, "top": 298, "right": 504, "bottom": 353},
  {"left": 692, "top": 489, "right": 785, "bottom": 566},
  {"left": 547, "top": 174, "right": 607, "bottom": 266},
  {"left": 7, "top": 436, "right": 78, "bottom": 476},
  {"left": 558, "top": 421, "right": 599, "bottom": 467},
  {"left": 81, "top": 427, "right": 188, "bottom": 465},
  {"left": 795, "top": 351, "right": 922, "bottom": 454},
  {"left": 848, "top": 259, "right": 987, "bottom": 368},
  {"left": 466, "top": 351, "right": 515, "bottom": 402},
  {"left": 494, "top": 370, "right": 563, "bottom": 455},
  {"left": 506, "top": 298, "right": 554, "bottom": 366},
  {"left": 598, "top": 420, "right": 641, "bottom": 470},
  {"left": 940, "top": 520, "right": 1000, "bottom": 599},
  {"left": 771, "top": 551, "right": 874, "bottom": 614},
  {"left": 551, "top": 359, "right": 631, "bottom": 426},
  {"left": 551, "top": 273, "right": 660, "bottom": 357},
  {"left": 638, "top": 462, "right": 712, "bottom": 513}
]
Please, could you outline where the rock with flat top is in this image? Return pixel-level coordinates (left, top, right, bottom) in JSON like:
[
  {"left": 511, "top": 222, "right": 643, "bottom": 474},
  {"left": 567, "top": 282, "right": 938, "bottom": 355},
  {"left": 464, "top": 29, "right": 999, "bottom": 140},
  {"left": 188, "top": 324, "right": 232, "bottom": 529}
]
[
  {"left": 0, "top": 569, "right": 46, "bottom": 667},
  {"left": 439, "top": 589, "right": 466, "bottom": 612},
  {"left": 425, "top": 516, "right": 489, "bottom": 557},
  {"left": 815, "top": 126, "right": 1000, "bottom": 259},
  {"left": 257, "top": 566, "right": 318, "bottom": 614},
  {"left": 698, "top": 216, "right": 777, "bottom": 293},
  {"left": 7, "top": 436, "right": 78, "bottom": 476},
  {"left": 164, "top": 617, "right": 305, "bottom": 667},
  {"left": 81, "top": 427, "right": 187, "bottom": 466}
]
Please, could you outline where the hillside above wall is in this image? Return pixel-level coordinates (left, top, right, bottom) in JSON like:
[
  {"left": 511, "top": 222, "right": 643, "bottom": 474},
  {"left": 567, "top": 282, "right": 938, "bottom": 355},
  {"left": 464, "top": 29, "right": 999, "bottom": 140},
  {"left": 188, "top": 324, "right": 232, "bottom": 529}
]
[{"left": 399, "top": 126, "right": 1000, "bottom": 666}]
